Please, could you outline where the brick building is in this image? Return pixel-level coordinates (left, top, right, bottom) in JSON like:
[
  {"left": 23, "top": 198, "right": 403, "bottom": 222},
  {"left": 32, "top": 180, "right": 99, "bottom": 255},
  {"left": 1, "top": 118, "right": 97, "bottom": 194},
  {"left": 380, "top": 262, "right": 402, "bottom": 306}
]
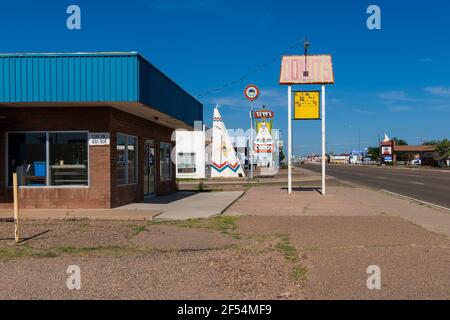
[
  {"left": 380, "top": 138, "right": 437, "bottom": 166},
  {"left": 0, "top": 52, "right": 202, "bottom": 208}
]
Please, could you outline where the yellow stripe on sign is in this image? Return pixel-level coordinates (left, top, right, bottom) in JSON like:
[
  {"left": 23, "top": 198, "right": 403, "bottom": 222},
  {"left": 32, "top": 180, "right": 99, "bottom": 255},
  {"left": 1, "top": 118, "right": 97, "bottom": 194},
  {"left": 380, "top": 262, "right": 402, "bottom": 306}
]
[{"left": 294, "top": 91, "right": 320, "bottom": 120}]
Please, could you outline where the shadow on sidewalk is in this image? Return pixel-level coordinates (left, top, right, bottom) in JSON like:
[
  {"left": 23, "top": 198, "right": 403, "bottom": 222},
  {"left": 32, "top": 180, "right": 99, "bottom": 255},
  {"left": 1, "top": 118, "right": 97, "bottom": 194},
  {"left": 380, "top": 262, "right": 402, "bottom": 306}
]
[{"left": 280, "top": 187, "right": 322, "bottom": 194}]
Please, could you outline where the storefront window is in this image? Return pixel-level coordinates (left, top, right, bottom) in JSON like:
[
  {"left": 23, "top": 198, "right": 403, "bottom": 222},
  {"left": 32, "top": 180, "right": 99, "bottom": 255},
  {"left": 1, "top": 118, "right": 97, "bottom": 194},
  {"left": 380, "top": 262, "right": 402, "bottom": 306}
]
[
  {"left": 8, "top": 133, "right": 47, "bottom": 186},
  {"left": 116, "top": 135, "right": 127, "bottom": 185},
  {"left": 177, "top": 152, "right": 196, "bottom": 173},
  {"left": 116, "top": 133, "right": 138, "bottom": 185},
  {"left": 127, "top": 136, "right": 137, "bottom": 184},
  {"left": 7, "top": 132, "right": 88, "bottom": 187},
  {"left": 160, "top": 142, "right": 172, "bottom": 181},
  {"left": 49, "top": 132, "right": 88, "bottom": 186}
]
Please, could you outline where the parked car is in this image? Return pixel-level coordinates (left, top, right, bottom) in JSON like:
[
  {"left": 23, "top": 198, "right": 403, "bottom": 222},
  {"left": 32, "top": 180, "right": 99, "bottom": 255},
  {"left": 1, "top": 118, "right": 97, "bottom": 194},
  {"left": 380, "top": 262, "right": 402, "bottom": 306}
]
[{"left": 409, "top": 159, "right": 421, "bottom": 166}]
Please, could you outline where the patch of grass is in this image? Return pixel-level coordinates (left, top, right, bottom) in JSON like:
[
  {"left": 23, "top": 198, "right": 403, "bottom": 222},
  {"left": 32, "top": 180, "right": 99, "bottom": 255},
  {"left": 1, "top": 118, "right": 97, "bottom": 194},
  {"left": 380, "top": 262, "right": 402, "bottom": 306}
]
[
  {"left": 174, "top": 218, "right": 203, "bottom": 229},
  {"left": 292, "top": 265, "right": 308, "bottom": 282},
  {"left": 175, "top": 215, "right": 239, "bottom": 235},
  {"left": 276, "top": 234, "right": 298, "bottom": 262},
  {"left": 149, "top": 215, "right": 240, "bottom": 237},
  {"left": 0, "top": 246, "right": 57, "bottom": 259},
  {"left": 209, "top": 215, "right": 239, "bottom": 234},
  {"left": 0, "top": 244, "right": 133, "bottom": 260},
  {"left": 55, "top": 245, "right": 130, "bottom": 256},
  {"left": 128, "top": 224, "right": 147, "bottom": 237}
]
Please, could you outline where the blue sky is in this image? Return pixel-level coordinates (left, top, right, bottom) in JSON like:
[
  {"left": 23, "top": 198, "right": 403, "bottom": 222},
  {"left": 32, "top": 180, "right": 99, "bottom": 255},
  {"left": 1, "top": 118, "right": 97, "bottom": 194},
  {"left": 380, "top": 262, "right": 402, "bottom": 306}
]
[{"left": 1, "top": 0, "right": 449, "bottom": 155}]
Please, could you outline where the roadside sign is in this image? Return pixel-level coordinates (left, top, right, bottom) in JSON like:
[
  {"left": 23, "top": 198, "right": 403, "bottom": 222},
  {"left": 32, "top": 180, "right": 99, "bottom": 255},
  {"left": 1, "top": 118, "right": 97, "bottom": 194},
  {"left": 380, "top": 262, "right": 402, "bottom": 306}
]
[
  {"left": 254, "top": 110, "right": 274, "bottom": 118},
  {"left": 89, "top": 133, "right": 110, "bottom": 146},
  {"left": 294, "top": 91, "right": 320, "bottom": 120},
  {"left": 244, "top": 84, "right": 260, "bottom": 101},
  {"left": 280, "top": 55, "right": 334, "bottom": 85},
  {"left": 381, "top": 146, "right": 392, "bottom": 155},
  {"left": 279, "top": 52, "right": 334, "bottom": 196}
]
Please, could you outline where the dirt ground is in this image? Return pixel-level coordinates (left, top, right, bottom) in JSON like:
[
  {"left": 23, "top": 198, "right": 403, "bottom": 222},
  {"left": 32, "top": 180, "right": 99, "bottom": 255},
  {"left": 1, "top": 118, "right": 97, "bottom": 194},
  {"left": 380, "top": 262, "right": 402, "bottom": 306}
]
[
  {"left": 0, "top": 218, "right": 306, "bottom": 300},
  {"left": 1, "top": 183, "right": 449, "bottom": 299}
]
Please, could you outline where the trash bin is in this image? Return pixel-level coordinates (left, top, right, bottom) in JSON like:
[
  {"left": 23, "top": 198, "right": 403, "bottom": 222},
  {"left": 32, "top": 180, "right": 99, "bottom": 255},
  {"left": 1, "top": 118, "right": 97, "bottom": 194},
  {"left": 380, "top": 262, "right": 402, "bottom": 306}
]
[{"left": 34, "top": 162, "right": 46, "bottom": 177}]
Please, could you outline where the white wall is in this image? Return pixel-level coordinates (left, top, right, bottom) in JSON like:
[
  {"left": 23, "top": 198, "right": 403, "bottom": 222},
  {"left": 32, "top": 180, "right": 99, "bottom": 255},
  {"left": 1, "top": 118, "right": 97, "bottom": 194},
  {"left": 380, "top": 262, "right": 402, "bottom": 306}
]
[{"left": 175, "top": 130, "right": 206, "bottom": 179}]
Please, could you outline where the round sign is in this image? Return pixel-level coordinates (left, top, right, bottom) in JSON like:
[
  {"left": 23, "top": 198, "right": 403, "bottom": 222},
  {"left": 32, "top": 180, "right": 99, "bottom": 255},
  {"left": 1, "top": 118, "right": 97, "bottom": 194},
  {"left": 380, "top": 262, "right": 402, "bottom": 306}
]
[{"left": 244, "top": 85, "right": 260, "bottom": 101}]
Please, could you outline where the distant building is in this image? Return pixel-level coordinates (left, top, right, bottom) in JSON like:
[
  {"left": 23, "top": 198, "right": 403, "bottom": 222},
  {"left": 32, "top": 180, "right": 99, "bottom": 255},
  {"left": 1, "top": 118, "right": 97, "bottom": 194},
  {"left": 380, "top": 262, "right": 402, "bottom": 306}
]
[
  {"left": 330, "top": 154, "right": 350, "bottom": 164},
  {"left": 380, "top": 133, "right": 438, "bottom": 166}
]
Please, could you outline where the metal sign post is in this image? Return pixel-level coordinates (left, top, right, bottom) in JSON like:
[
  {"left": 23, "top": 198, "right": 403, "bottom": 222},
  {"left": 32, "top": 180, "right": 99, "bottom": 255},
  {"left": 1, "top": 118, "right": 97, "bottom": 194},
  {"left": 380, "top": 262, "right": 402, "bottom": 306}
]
[
  {"left": 250, "top": 101, "right": 254, "bottom": 179},
  {"left": 13, "top": 172, "right": 20, "bottom": 243},
  {"left": 321, "top": 85, "right": 326, "bottom": 195},
  {"left": 244, "top": 84, "right": 260, "bottom": 179},
  {"left": 287, "top": 85, "right": 293, "bottom": 194},
  {"left": 279, "top": 41, "right": 334, "bottom": 196}
]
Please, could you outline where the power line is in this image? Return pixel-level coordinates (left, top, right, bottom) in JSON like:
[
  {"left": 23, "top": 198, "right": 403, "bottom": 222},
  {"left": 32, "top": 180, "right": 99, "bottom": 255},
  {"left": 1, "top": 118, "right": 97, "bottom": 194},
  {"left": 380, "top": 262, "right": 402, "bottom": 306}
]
[{"left": 196, "top": 38, "right": 305, "bottom": 99}]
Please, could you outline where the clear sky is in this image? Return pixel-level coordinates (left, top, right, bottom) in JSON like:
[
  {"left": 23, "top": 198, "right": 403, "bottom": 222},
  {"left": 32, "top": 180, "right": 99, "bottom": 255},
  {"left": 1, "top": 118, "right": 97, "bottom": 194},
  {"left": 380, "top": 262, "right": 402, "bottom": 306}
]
[{"left": 1, "top": 0, "right": 449, "bottom": 155}]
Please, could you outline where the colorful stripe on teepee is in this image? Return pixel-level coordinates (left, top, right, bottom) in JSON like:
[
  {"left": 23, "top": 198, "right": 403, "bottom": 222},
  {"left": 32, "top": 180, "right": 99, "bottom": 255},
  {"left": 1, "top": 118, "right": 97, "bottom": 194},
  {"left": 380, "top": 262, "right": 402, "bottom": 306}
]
[{"left": 211, "top": 161, "right": 241, "bottom": 173}]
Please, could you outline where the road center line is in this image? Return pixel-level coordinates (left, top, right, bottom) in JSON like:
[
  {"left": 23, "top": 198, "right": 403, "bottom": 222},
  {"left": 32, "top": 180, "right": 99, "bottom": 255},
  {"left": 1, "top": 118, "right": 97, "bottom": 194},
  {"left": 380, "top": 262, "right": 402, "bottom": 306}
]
[{"left": 410, "top": 181, "right": 425, "bottom": 185}]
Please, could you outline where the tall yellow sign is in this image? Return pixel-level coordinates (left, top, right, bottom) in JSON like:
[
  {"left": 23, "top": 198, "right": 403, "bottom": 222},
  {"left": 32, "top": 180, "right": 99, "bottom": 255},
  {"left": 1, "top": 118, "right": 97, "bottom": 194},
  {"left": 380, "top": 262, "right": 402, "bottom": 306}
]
[{"left": 294, "top": 91, "right": 320, "bottom": 120}]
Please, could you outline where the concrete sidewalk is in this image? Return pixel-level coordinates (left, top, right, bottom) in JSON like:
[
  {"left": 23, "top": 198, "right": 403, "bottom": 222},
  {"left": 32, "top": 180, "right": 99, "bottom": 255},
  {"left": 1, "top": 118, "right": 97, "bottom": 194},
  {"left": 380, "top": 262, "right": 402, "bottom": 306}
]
[
  {"left": 0, "top": 191, "right": 244, "bottom": 221},
  {"left": 0, "top": 208, "right": 162, "bottom": 221},
  {"left": 121, "top": 191, "right": 244, "bottom": 220},
  {"left": 226, "top": 185, "right": 450, "bottom": 238}
]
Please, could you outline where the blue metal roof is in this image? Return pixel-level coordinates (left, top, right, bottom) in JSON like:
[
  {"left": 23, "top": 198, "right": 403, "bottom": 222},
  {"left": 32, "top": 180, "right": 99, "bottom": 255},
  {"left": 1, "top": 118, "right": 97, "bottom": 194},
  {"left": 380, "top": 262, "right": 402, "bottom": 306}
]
[{"left": 0, "top": 52, "right": 202, "bottom": 126}]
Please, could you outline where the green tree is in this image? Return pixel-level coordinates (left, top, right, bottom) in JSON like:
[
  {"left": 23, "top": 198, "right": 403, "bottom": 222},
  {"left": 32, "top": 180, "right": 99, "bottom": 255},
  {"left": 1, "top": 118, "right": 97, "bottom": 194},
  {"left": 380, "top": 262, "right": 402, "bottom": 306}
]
[
  {"left": 367, "top": 146, "right": 380, "bottom": 160},
  {"left": 391, "top": 137, "right": 408, "bottom": 145},
  {"left": 436, "top": 139, "right": 450, "bottom": 165},
  {"left": 423, "top": 140, "right": 439, "bottom": 146},
  {"left": 279, "top": 150, "right": 286, "bottom": 165}
]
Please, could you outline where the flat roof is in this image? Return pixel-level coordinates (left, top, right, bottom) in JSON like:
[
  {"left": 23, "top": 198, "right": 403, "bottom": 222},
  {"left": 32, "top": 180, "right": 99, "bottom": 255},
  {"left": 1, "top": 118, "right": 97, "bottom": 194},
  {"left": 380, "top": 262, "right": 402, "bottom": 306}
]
[
  {"left": 0, "top": 52, "right": 202, "bottom": 127},
  {"left": 394, "top": 145, "right": 436, "bottom": 152}
]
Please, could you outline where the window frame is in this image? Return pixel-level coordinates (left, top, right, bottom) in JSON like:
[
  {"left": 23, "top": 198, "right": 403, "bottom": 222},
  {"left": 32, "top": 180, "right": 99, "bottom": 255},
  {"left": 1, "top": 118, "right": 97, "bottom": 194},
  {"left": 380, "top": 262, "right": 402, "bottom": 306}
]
[
  {"left": 177, "top": 152, "right": 197, "bottom": 174},
  {"left": 5, "top": 131, "right": 90, "bottom": 189},
  {"left": 160, "top": 142, "right": 172, "bottom": 182},
  {"left": 116, "top": 133, "right": 138, "bottom": 186}
]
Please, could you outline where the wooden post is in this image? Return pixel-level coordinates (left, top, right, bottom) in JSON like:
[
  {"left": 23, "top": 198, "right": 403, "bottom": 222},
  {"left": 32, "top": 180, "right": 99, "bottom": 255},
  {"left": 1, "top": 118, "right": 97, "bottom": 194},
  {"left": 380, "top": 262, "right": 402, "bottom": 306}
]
[{"left": 13, "top": 172, "right": 19, "bottom": 243}]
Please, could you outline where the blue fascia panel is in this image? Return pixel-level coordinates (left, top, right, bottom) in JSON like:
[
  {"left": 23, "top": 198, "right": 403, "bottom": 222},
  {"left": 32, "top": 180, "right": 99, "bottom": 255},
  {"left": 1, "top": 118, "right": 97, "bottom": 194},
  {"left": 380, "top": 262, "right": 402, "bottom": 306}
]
[{"left": 0, "top": 52, "right": 203, "bottom": 126}]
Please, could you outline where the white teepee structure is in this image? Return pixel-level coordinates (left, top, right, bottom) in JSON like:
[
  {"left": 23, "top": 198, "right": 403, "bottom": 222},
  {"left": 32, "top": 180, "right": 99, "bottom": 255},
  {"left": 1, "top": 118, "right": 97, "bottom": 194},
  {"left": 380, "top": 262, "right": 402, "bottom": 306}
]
[{"left": 211, "top": 106, "right": 245, "bottom": 177}]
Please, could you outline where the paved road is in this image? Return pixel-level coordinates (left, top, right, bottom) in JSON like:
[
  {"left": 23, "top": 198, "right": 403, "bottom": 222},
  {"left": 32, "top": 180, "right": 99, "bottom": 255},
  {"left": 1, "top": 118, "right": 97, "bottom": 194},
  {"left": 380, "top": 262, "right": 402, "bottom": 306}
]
[{"left": 302, "top": 164, "right": 450, "bottom": 209}]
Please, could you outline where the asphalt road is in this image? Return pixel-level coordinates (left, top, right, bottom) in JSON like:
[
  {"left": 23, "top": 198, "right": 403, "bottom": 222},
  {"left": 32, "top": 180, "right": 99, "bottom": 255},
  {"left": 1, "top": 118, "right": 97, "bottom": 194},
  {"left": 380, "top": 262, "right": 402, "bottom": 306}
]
[{"left": 302, "top": 164, "right": 450, "bottom": 209}]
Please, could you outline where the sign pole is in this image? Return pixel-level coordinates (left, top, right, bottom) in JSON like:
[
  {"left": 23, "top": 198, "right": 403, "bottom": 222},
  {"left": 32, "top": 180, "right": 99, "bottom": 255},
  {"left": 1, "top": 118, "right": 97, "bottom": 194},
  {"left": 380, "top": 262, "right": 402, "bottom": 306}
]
[
  {"left": 13, "top": 172, "right": 19, "bottom": 243},
  {"left": 321, "top": 85, "right": 326, "bottom": 195},
  {"left": 244, "top": 84, "right": 259, "bottom": 179},
  {"left": 288, "top": 85, "right": 292, "bottom": 195},
  {"left": 250, "top": 101, "right": 254, "bottom": 179}
]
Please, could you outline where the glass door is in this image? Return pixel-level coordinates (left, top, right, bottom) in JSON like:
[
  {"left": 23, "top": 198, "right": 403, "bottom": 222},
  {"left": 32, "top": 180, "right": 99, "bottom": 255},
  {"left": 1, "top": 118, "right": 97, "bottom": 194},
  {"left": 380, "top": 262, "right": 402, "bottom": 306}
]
[{"left": 144, "top": 140, "right": 156, "bottom": 197}]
